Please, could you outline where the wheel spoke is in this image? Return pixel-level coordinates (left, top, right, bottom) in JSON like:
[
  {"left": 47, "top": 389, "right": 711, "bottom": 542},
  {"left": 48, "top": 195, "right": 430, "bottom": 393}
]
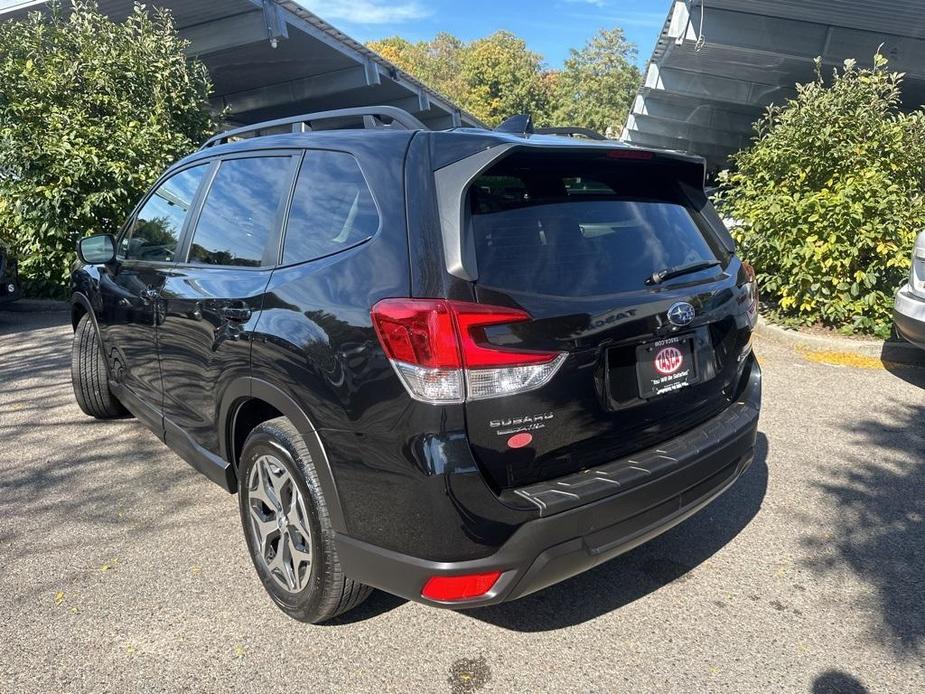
[
  {"left": 279, "top": 531, "right": 298, "bottom": 591},
  {"left": 286, "top": 532, "right": 310, "bottom": 591},
  {"left": 248, "top": 503, "right": 277, "bottom": 556},
  {"left": 251, "top": 457, "right": 280, "bottom": 512},
  {"left": 266, "top": 537, "right": 290, "bottom": 588},
  {"left": 289, "top": 488, "right": 312, "bottom": 542},
  {"left": 266, "top": 462, "right": 290, "bottom": 509},
  {"left": 289, "top": 530, "right": 312, "bottom": 563}
]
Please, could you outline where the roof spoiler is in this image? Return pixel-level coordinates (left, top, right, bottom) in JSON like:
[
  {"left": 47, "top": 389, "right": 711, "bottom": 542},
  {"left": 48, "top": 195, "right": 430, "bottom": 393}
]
[
  {"left": 534, "top": 127, "right": 606, "bottom": 141},
  {"left": 201, "top": 106, "right": 428, "bottom": 149}
]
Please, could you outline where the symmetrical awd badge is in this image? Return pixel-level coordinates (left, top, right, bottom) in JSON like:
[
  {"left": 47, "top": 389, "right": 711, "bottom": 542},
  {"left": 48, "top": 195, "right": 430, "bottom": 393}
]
[{"left": 667, "top": 301, "right": 695, "bottom": 327}]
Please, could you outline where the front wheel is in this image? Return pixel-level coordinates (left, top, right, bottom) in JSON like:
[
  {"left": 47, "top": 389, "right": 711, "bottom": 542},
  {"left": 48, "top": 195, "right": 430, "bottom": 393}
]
[
  {"left": 71, "top": 313, "right": 127, "bottom": 419},
  {"left": 237, "top": 417, "right": 371, "bottom": 623}
]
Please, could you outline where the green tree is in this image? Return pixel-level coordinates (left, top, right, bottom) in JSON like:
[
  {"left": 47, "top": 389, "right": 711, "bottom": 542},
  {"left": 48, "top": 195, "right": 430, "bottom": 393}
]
[
  {"left": 719, "top": 55, "right": 925, "bottom": 337},
  {"left": 459, "top": 31, "right": 551, "bottom": 126},
  {"left": 553, "top": 28, "right": 641, "bottom": 136},
  {"left": 0, "top": 1, "right": 216, "bottom": 297},
  {"left": 369, "top": 31, "right": 551, "bottom": 127}
]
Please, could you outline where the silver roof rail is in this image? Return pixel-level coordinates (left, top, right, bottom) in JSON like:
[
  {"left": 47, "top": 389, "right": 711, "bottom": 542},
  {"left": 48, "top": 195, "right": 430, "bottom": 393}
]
[{"left": 201, "top": 106, "right": 428, "bottom": 149}]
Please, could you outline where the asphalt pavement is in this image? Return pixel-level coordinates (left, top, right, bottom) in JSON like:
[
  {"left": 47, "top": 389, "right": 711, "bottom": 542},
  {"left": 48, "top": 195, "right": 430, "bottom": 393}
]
[{"left": 1, "top": 308, "right": 923, "bottom": 693}]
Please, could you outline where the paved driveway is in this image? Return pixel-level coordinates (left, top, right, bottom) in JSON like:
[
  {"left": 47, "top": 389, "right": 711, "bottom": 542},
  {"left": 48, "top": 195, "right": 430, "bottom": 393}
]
[{"left": 1, "top": 309, "right": 923, "bottom": 693}]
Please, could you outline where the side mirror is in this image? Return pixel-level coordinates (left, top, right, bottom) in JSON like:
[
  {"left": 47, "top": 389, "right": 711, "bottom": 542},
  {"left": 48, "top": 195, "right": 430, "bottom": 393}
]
[{"left": 77, "top": 234, "right": 116, "bottom": 265}]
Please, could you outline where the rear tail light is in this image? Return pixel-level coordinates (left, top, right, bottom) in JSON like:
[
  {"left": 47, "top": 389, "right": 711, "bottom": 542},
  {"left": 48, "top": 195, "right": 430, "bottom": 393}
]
[
  {"left": 911, "top": 230, "right": 925, "bottom": 290},
  {"left": 371, "top": 298, "right": 566, "bottom": 404},
  {"left": 742, "top": 261, "right": 759, "bottom": 314},
  {"left": 421, "top": 571, "right": 502, "bottom": 602}
]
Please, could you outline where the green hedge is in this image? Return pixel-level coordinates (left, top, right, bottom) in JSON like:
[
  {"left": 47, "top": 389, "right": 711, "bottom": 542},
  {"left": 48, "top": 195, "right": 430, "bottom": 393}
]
[
  {"left": 0, "top": 1, "right": 216, "bottom": 298},
  {"left": 718, "top": 55, "right": 925, "bottom": 337}
]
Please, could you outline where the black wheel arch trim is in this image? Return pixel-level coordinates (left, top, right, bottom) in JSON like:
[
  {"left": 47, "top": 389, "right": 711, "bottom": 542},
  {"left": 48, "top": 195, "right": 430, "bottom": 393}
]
[
  {"left": 220, "top": 377, "right": 346, "bottom": 533},
  {"left": 71, "top": 292, "right": 98, "bottom": 331}
]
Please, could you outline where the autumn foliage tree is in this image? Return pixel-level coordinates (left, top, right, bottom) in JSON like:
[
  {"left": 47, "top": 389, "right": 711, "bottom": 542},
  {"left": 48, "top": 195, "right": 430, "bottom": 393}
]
[{"left": 368, "top": 27, "right": 640, "bottom": 130}]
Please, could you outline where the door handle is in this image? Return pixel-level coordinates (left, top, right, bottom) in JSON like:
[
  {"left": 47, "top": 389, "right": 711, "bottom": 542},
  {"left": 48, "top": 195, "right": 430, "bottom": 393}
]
[{"left": 222, "top": 306, "right": 252, "bottom": 323}]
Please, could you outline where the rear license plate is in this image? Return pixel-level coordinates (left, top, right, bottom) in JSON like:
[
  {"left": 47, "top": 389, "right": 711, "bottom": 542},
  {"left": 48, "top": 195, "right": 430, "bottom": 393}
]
[{"left": 636, "top": 335, "right": 698, "bottom": 398}]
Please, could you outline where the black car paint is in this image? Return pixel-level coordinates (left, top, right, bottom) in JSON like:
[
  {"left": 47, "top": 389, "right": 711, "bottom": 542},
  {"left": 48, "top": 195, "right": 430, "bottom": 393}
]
[
  {"left": 0, "top": 245, "right": 20, "bottom": 304},
  {"left": 70, "top": 126, "right": 761, "bottom": 599}
]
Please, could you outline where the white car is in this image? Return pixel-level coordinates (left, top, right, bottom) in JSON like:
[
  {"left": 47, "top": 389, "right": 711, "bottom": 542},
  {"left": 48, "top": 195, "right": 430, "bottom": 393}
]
[{"left": 894, "top": 230, "right": 925, "bottom": 349}]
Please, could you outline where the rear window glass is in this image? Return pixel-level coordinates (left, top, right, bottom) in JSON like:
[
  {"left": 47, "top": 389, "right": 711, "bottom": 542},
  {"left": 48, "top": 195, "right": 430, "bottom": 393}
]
[{"left": 469, "top": 156, "right": 722, "bottom": 297}]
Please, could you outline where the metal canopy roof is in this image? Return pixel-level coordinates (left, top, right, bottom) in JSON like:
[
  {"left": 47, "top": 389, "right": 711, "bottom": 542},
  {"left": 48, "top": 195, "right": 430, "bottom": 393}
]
[
  {"left": 623, "top": 0, "right": 925, "bottom": 172},
  {"left": 0, "top": 0, "right": 481, "bottom": 130}
]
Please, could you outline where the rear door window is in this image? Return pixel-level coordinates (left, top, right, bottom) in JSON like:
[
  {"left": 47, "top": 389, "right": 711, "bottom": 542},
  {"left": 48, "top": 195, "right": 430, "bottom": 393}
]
[
  {"left": 187, "top": 156, "right": 292, "bottom": 267},
  {"left": 469, "top": 156, "right": 723, "bottom": 296},
  {"left": 282, "top": 150, "right": 379, "bottom": 265}
]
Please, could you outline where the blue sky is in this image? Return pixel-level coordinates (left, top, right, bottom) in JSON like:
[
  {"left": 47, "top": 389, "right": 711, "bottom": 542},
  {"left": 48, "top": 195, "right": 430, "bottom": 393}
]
[{"left": 296, "top": 0, "right": 669, "bottom": 69}]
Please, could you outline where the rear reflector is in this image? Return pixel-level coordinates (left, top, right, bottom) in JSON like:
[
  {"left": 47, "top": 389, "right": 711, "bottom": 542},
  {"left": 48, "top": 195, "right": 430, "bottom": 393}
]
[
  {"left": 372, "top": 299, "right": 566, "bottom": 404},
  {"left": 421, "top": 571, "right": 502, "bottom": 602}
]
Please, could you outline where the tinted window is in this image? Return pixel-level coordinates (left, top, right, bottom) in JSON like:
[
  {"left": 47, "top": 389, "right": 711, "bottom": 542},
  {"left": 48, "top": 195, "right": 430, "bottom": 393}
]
[
  {"left": 120, "top": 165, "right": 207, "bottom": 262},
  {"left": 469, "top": 157, "right": 722, "bottom": 297},
  {"left": 188, "top": 156, "right": 292, "bottom": 267},
  {"left": 282, "top": 151, "right": 379, "bottom": 264}
]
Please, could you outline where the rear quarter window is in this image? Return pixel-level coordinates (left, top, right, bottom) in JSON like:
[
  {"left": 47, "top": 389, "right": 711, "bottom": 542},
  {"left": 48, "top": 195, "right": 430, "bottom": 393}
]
[{"left": 282, "top": 150, "right": 379, "bottom": 265}]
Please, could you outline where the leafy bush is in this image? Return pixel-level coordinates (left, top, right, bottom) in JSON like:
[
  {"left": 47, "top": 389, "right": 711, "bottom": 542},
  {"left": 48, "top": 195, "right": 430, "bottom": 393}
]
[
  {"left": 0, "top": 1, "right": 216, "bottom": 297},
  {"left": 718, "top": 55, "right": 925, "bottom": 337}
]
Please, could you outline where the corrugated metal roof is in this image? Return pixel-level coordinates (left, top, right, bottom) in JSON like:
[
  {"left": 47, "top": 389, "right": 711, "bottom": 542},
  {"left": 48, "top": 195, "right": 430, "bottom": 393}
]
[
  {"left": 708, "top": 0, "right": 925, "bottom": 40},
  {"left": 624, "top": 0, "right": 925, "bottom": 171}
]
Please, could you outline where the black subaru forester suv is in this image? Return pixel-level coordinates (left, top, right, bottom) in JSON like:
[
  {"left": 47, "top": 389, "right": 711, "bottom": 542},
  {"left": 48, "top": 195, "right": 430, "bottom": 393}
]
[{"left": 70, "top": 107, "right": 761, "bottom": 623}]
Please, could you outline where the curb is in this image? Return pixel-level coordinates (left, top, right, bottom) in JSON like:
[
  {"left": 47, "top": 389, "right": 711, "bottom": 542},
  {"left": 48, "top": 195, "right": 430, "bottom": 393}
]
[
  {"left": 0, "top": 298, "right": 68, "bottom": 313},
  {"left": 755, "top": 316, "right": 925, "bottom": 368}
]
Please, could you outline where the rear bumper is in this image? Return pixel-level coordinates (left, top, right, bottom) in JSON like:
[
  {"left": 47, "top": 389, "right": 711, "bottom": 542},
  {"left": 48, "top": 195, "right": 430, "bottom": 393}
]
[
  {"left": 336, "top": 358, "right": 762, "bottom": 607},
  {"left": 894, "top": 285, "right": 925, "bottom": 349}
]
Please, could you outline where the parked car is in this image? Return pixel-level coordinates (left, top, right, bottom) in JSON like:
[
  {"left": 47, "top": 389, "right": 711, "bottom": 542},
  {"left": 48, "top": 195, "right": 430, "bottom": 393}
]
[
  {"left": 894, "top": 230, "right": 925, "bottom": 349},
  {"left": 0, "top": 240, "right": 20, "bottom": 305},
  {"left": 69, "top": 107, "right": 762, "bottom": 623}
]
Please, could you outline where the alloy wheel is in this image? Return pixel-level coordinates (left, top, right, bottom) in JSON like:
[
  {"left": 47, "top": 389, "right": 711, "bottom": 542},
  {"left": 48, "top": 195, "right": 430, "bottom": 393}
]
[{"left": 247, "top": 455, "right": 314, "bottom": 593}]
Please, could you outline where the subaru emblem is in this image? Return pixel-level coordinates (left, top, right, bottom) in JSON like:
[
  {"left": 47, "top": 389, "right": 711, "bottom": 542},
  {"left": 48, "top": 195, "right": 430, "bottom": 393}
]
[{"left": 667, "top": 301, "right": 695, "bottom": 327}]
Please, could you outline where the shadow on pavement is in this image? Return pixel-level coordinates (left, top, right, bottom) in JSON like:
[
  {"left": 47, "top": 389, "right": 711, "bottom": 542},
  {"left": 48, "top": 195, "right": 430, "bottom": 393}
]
[
  {"left": 802, "top": 401, "right": 925, "bottom": 657},
  {"left": 811, "top": 670, "right": 870, "bottom": 694},
  {"left": 883, "top": 360, "right": 925, "bottom": 389},
  {"left": 0, "top": 310, "right": 205, "bottom": 594},
  {"left": 0, "top": 308, "right": 68, "bottom": 334}
]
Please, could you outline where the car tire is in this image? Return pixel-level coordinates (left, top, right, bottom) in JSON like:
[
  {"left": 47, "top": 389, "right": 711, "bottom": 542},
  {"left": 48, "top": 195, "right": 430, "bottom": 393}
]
[
  {"left": 237, "top": 416, "right": 371, "bottom": 623},
  {"left": 71, "top": 313, "right": 128, "bottom": 419}
]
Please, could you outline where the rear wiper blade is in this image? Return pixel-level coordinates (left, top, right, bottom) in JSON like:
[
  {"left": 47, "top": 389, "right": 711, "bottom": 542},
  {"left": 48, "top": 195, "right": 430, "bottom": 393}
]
[{"left": 645, "top": 260, "right": 721, "bottom": 286}]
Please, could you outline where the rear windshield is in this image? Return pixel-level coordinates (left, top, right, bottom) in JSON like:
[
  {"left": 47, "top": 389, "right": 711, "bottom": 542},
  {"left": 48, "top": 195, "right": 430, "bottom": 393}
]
[{"left": 468, "top": 154, "right": 724, "bottom": 297}]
